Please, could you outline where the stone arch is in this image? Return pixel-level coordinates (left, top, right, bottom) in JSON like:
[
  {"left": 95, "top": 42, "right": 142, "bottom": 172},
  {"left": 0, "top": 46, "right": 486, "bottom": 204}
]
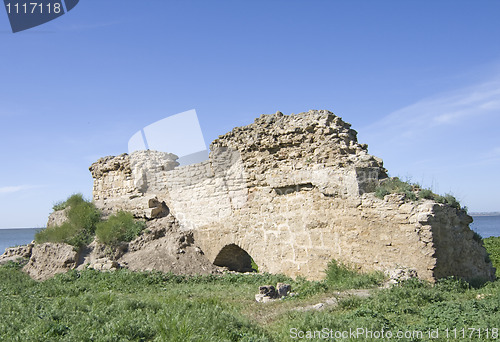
[{"left": 213, "top": 244, "right": 255, "bottom": 272}]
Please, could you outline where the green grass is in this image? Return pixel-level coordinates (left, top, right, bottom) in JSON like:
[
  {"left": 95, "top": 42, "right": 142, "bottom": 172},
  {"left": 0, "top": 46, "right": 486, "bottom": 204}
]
[
  {"left": 483, "top": 237, "right": 500, "bottom": 272},
  {"left": 250, "top": 258, "right": 259, "bottom": 273},
  {"left": 4, "top": 236, "right": 499, "bottom": 341},
  {"left": 324, "top": 259, "right": 384, "bottom": 291},
  {"left": 1, "top": 261, "right": 499, "bottom": 341},
  {"left": 271, "top": 277, "right": 500, "bottom": 341},
  {"left": 0, "top": 265, "right": 291, "bottom": 341}
]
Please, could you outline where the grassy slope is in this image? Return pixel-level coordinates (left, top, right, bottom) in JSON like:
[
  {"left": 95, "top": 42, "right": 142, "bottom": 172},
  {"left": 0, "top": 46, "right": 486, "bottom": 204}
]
[{"left": 1, "top": 248, "right": 499, "bottom": 341}]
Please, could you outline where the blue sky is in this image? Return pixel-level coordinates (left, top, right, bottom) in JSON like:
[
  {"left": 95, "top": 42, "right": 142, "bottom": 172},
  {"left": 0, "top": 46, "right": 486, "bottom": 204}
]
[{"left": 1, "top": 1, "right": 499, "bottom": 228}]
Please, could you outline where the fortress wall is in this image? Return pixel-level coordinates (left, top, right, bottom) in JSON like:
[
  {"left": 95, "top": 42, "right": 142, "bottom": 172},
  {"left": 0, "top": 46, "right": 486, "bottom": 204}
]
[
  {"left": 90, "top": 148, "right": 250, "bottom": 228},
  {"left": 426, "top": 204, "right": 495, "bottom": 280},
  {"left": 90, "top": 154, "right": 136, "bottom": 201},
  {"left": 159, "top": 154, "right": 249, "bottom": 230},
  {"left": 195, "top": 189, "right": 438, "bottom": 281}
]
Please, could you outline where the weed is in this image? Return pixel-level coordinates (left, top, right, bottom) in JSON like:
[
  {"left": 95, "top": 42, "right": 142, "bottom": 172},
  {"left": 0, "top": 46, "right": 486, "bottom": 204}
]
[{"left": 38, "top": 195, "right": 147, "bottom": 248}]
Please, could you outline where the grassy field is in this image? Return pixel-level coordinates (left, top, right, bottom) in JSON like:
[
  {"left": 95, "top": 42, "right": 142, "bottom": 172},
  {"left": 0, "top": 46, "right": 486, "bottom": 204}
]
[{"left": 1, "top": 242, "right": 499, "bottom": 341}]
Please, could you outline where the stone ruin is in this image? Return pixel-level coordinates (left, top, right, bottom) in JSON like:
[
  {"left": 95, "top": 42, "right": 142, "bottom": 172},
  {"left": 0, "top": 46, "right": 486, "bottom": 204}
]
[
  {"left": 84, "top": 110, "right": 495, "bottom": 282},
  {"left": 3, "top": 110, "right": 493, "bottom": 282}
]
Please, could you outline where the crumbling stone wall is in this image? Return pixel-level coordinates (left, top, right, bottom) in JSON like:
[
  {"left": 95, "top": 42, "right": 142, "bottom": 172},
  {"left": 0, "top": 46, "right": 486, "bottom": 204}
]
[
  {"left": 90, "top": 148, "right": 248, "bottom": 228},
  {"left": 89, "top": 110, "right": 495, "bottom": 282}
]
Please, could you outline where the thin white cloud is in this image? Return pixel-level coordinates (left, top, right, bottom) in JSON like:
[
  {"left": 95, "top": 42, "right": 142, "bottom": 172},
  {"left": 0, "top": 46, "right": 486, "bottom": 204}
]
[
  {"left": 362, "top": 78, "right": 500, "bottom": 141},
  {"left": 357, "top": 73, "right": 500, "bottom": 212},
  {"left": 0, "top": 185, "right": 39, "bottom": 194},
  {"left": 477, "top": 146, "right": 500, "bottom": 165}
]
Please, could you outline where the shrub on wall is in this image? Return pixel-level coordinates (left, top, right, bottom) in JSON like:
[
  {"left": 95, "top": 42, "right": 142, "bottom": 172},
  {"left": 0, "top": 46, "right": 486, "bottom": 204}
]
[
  {"left": 37, "top": 195, "right": 145, "bottom": 248},
  {"left": 374, "top": 177, "right": 464, "bottom": 211},
  {"left": 95, "top": 211, "right": 146, "bottom": 246},
  {"left": 374, "top": 177, "right": 417, "bottom": 201},
  {"left": 35, "top": 194, "right": 101, "bottom": 248}
]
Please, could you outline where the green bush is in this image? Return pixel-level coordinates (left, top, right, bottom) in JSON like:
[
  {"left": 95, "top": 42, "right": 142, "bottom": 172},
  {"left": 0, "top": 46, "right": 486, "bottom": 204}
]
[
  {"left": 418, "top": 188, "right": 434, "bottom": 200},
  {"left": 35, "top": 222, "right": 77, "bottom": 244},
  {"left": 52, "top": 193, "right": 87, "bottom": 211},
  {"left": 250, "top": 257, "right": 259, "bottom": 272},
  {"left": 444, "top": 194, "right": 460, "bottom": 209},
  {"left": 36, "top": 194, "right": 101, "bottom": 248},
  {"left": 95, "top": 211, "right": 145, "bottom": 245},
  {"left": 434, "top": 193, "right": 461, "bottom": 210},
  {"left": 38, "top": 194, "right": 147, "bottom": 248},
  {"left": 374, "top": 187, "right": 390, "bottom": 199}
]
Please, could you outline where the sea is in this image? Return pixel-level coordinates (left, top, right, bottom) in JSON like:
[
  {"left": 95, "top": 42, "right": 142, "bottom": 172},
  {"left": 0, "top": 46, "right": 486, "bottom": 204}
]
[
  {"left": 0, "top": 216, "right": 499, "bottom": 254},
  {"left": 0, "top": 228, "right": 40, "bottom": 254}
]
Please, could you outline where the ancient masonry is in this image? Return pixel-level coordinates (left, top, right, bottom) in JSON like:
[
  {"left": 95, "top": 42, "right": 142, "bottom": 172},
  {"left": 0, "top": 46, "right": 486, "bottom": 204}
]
[{"left": 88, "top": 110, "right": 494, "bottom": 282}]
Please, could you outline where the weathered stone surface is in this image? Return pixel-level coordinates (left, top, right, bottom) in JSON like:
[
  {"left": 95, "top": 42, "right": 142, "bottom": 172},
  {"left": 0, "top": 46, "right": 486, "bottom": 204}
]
[
  {"left": 89, "top": 151, "right": 177, "bottom": 219},
  {"left": 255, "top": 283, "right": 292, "bottom": 302},
  {"left": 87, "top": 110, "right": 495, "bottom": 282},
  {"left": 385, "top": 267, "right": 419, "bottom": 286},
  {"left": 259, "top": 285, "right": 278, "bottom": 298},
  {"left": 0, "top": 242, "right": 34, "bottom": 265},
  {"left": 72, "top": 216, "right": 219, "bottom": 276},
  {"left": 277, "top": 283, "right": 292, "bottom": 297},
  {"left": 47, "top": 208, "right": 68, "bottom": 228},
  {"left": 75, "top": 239, "right": 126, "bottom": 271},
  {"left": 2, "top": 242, "right": 34, "bottom": 258},
  {"left": 256, "top": 285, "right": 277, "bottom": 303},
  {"left": 118, "top": 216, "right": 218, "bottom": 275},
  {"left": 23, "top": 243, "right": 79, "bottom": 280}
]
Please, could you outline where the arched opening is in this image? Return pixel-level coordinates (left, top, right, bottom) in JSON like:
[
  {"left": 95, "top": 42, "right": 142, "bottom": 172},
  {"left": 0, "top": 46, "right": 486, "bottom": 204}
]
[{"left": 213, "top": 244, "right": 257, "bottom": 272}]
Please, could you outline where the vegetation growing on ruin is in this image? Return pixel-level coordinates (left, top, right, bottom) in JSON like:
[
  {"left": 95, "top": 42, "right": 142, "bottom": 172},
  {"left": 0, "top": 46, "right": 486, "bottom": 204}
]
[
  {"left": 51, "top": 193, "right": 89, "bottom": 212},
  {"left": 374, "top": 177, "right": 464, "bottom": 210},
  {"left": 36, "top": 194, "right": 145, "bottom": 248},
  {"left": 375, "top": 177, "right": 418, "bottom": 201},
  {"left": 95, "top": 211, "right": 146, "bottom": 245},
  {"left": 35, "top": 194, "right": 101, "bottom": 248}
]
